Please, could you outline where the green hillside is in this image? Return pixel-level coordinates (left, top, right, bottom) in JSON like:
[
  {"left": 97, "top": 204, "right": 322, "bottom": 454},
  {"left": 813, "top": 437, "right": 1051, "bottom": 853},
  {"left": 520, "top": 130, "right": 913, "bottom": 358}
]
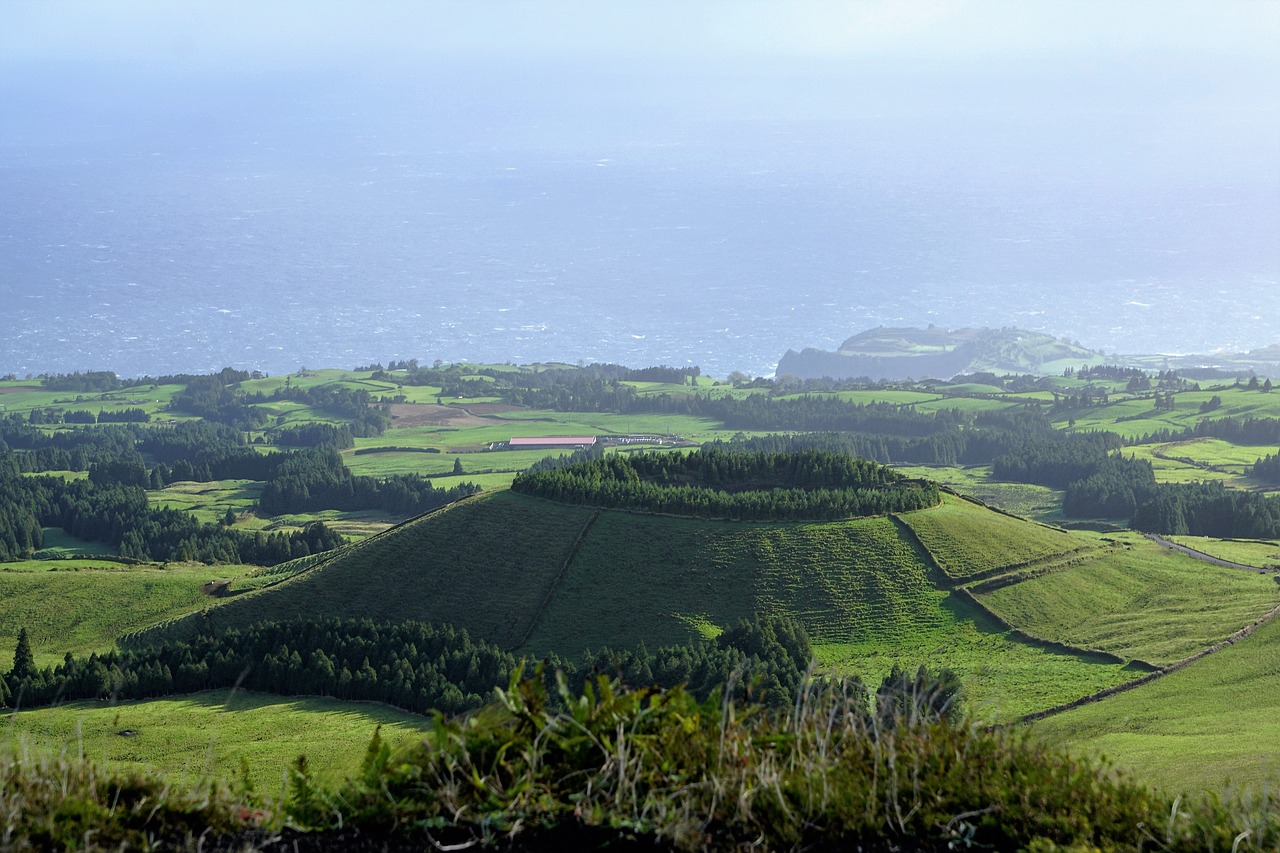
[
  {"left": 1032, "top": 613, "right": 1280, "bottom": 792},
  {"left": 898, "top": 493, "right": 1087, "bottom": 581},
  {"left": 0, "top": 561, "right": 259, "bottom": 668},
  {"left": 972, "top": 535, "right": 1280, "bottom": 665},
  {"left": 522, "top": 511, "right": 943, "bottom": 653},
  {"left": 128, "top": 487, "right": 1166, "bottom": 719},
  {"left": 141, "top": 491, "right": 596, "bottom": 650}
]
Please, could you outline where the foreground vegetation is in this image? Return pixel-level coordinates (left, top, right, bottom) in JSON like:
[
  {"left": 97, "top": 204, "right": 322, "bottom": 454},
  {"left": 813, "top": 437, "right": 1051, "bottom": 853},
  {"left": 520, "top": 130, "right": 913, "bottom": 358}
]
[{"left": 5, "top": 672, "right": 1277, "bottom": 851}]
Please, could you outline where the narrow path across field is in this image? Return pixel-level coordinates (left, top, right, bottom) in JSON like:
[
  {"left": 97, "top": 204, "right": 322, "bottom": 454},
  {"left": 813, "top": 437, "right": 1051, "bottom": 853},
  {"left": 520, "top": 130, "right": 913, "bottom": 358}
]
[{"left": 1146, "top": 534, "right": 1275, "bottom": 573}]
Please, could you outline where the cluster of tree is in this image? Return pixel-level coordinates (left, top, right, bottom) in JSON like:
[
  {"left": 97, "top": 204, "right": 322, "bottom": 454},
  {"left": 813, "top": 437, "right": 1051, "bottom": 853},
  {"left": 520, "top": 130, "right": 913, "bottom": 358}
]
[
  {"left": 1131, "top": 481, "right": 1280, "bottom": 538},
  {"left": 0, "top": 468, "right": 342, "bottom": 564},
  {"left": 1, "top": 619, "right": 511, "bottom": 715},
  {"left": 1061, "top": 455, "right": 1158, "bottom": 518},
  {"left": 1128, "top": 416, "right": 1280, "bottom": 447},
  {"left": 1252, "top": 453, "right": 1280, "bottom": 485},
  {"left": 990, "top": 432, "right": 1158, "bottom": 518},
  {"left": 512, "top": 448, "right": 940, "bottom": 521},
  {"left": 38, "top": 371, "right": 134, "bottom": 392},
  {"left": 171, "top": 371, "right": 269, "bottom": 430},
  {"left": 992, "top": 433, "right": 1127, "bottom": 488},
  {"left": 1068, "top": 365, "right": 1146, "bottom": 381},
  {"left": 3, "top": 615, "right": 821, "bottom": 716},
  {"left": 254, "top": 384, "right": 391, "bottom": 437},
  {"left": 51, "top": 408, "right": 150, "bottom": 424},
  {"left": 272, "top": 422, "right": 355, "bottom": 449},
  {"left": 258, "top": 448, "right": 480, "bottom": 516},
  {"left": 1047, "top": 387, "right": 1110, "bottom": 413},
  {"left": 558, "top": 616, "right": 812, "bottom": 708}
]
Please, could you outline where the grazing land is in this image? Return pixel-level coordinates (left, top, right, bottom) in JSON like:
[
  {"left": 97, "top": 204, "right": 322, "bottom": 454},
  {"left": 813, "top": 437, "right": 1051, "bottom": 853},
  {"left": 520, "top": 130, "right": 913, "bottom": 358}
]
[
  {"left": 5, "top": 690, "right": 432, "bottom": 793},
  {"left": 1032, "top": 612, "right": 1280, "bottom": 793}
]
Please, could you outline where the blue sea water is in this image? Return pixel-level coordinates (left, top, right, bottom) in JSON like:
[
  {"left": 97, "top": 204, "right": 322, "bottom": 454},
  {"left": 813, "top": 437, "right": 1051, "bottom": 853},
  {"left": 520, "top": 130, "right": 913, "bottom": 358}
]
[{"left": 2, "top": 66, "right": 1277, "bottom": 379}]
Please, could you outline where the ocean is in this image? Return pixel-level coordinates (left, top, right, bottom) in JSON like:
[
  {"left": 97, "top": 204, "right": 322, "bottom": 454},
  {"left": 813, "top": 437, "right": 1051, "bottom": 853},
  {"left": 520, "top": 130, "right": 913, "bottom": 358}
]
[{"left": 3, "top": 66, "right": 1277, "bottom": 379}]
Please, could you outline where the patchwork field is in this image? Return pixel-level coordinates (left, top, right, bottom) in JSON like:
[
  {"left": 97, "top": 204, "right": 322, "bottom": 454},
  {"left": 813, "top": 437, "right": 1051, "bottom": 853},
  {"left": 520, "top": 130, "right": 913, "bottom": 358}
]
[
  {"left": 1032, "top": 613, "right": 1280, "bottom": 793},
  {"left": 972, "top": 537, "right": 1280, "bottom": 665}
]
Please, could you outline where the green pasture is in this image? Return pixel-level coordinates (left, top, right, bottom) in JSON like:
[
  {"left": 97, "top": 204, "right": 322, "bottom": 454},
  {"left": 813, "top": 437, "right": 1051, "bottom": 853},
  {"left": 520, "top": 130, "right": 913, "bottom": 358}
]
[
  {"left": 813, "top": 619, "right": 1132, "bottom": 722},
  {"left": 897, "top": 494, "right": 1085, "bottom": 581},
  {"left": 912, "top": 396, "right": 1016, "bottom": 414},
  {"left": 973, "top": 539, "right": 1280, "bottom": 665},
  {"left": 5, "top": 690, "right": 432, "bottom": 793},
  {"left": 1122, "top": 444, "right": 1247, "bottom": 487},
  {"left": 0, "top": 562, "right": 256, "bottom": 667},
  {"left": 1167, "top": 536, "right": 1280, "bottom": 569},
  {"left": 523, "top": 512, "right": 944, "bottom": 654},
  {"left": 819, "top": 389, "right": 942, "bottom": 405},
  {"left": 149, "top": 479, "right": 263, "bottom": 525},
  {"left": 939, "top": 382, "right": 1004, "bottom": 395},
  {"left": 1032, "top": 613, "right": 1280, "bottom": 793},
  {"left": 31, "top": 527, "right": 116, "bottom": 559},
  {"left": 1152, "top": 437, "right": 1276, "bottom": 474},
  {"left": 890, "top": 465, "right": 1065, "bottom": 521}
]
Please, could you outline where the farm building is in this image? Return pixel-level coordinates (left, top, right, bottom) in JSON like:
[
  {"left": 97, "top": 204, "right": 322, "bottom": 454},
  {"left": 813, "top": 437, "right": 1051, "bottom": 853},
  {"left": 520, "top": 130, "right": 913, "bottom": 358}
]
[{"left": 504, "top": 436, "right": 598, "bottom": 450}]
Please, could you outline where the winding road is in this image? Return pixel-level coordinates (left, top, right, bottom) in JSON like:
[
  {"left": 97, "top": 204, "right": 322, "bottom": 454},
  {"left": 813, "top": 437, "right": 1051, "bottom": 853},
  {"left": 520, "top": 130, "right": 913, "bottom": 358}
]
[{"left": 1146, "top": 534, "right": 1276, "bottom": 574}]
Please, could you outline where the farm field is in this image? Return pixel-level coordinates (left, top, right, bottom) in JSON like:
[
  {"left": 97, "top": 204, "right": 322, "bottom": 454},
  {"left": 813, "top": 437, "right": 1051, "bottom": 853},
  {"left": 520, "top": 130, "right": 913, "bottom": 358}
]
[
  {"left": 4, "top": 691, "right": 432, "bottom": 793},
  {"left": 972, "top": 539, "right": 1280, "bottom": 665},
  {"left": 897, "top": 494, "right": 1086, "bottom": 581},
  {"left": 0, "top": 561, "right": 257, "bottom": 667},
  {"left": 1032, "top": 613, "right": 1280, "bottom": 793},
  {"left": 889, "top": 465, "right": 1066, "bottom": 522}
]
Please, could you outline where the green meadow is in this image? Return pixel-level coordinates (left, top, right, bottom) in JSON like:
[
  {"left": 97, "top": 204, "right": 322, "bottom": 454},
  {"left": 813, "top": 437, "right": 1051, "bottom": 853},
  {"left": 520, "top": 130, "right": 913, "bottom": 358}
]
[
  {"left": 4, "top": 691, "right": 432, "bottom": 794},
  {"left": 0, "top": 561, "right": 256, "bottom": 667},
  {"left": 973, "top": 539, "right": 1280, "bottom": 665},
  {"left": 1032, "top": 613, "right": 1280, "bottom": 793}
]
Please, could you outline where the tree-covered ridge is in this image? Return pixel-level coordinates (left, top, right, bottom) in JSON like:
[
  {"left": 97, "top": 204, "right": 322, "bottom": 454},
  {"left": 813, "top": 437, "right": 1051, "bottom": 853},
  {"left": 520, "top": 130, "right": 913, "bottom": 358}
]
[
  {"left": 512, "top": 448, "right": 940, "bottom": 520},
  {"left": 3, "top": 615, "right": 813, "bottom": 717}
]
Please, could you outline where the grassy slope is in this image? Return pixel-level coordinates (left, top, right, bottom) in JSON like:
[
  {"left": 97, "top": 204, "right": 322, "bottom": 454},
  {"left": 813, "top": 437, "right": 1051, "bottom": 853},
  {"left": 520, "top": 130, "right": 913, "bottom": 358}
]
[
  {"left": 0, "top": 562, "right": 257, "bottom": 668},
  {"left": 1032, "top": 614, "right": 1280, "bottom": 793},
  {"left": 898, "top": 493, "right": 1085, "bottom": 580},
  {"left": 523, "top": 512, "right": 944, "bottom": 653},
  {"left": 5, "top": 690, "right": 432, "bottom": 793},
  {"left": 974, "top": 537, "right": 1280, "bottom": 665},
  {"left": 143, "top": 491, "right": 595, "bottom": 651}
]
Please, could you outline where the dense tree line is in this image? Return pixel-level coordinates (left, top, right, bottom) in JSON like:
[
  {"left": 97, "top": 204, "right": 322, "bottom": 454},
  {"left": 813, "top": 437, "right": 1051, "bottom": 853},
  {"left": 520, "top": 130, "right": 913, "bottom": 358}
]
[
  {"left": 258, "top": 448, "right": 481, "bottom": 516},
  {"left": 3, "top": 615, "right": 815, "bottom": 715},
  {"left": 560, "top": 616, "right": 813, "bottom": 708},
  {"left": 1128, "top": 416, "right": 1280, "bottom": 447},
  {"left": 1131, "top": 481, "right": 1280, "bottom": 538},
  {"left": 513, "top": 448, "right": 940, "bottom": 520},
  {"left": 992, "top": 433, "right": 1127, "bottom": 488},
  {"left": 3, "top": 619, "right": 511, "bottom": 715},
  {"left": 272, "top": 422, "right": 355, "bottom": 449},
  {"left": 1252, "top": 453, "right": 1280, "bottom": 485},
  {"left": 1062, "top": 455, "right": 1158, "bottom": 518}
]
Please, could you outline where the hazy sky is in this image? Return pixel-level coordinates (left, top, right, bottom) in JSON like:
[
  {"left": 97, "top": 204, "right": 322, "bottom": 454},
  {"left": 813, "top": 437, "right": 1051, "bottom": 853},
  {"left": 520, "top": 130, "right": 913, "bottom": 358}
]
[{"left": 4, "top": 0, "right": 1279, "bottom": 67}]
